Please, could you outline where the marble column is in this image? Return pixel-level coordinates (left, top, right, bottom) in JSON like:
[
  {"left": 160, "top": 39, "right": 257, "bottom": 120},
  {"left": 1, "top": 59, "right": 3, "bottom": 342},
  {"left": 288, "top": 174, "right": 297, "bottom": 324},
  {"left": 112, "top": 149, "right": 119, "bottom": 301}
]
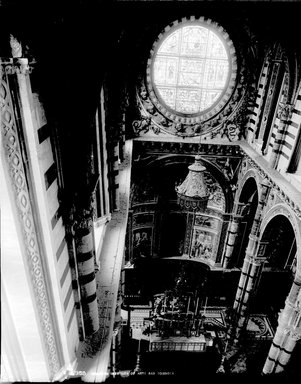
[
  {"left": 262, "top": 272, "right": 301, "bottom": 374},
  {"left": 231, "top": 178, "right": 271, "bottom": 340},
  {"left": 73, "top": 215, "right": 99, "bottom": 336},
  {"left": 269, "top": 103, "right": 293, "bottom": 169},
  {"left": 222, "top": 202, "right": 246, "bottom": 268},
  {"left": 65, "top": 226, "right": 86, "bottom": 341}
]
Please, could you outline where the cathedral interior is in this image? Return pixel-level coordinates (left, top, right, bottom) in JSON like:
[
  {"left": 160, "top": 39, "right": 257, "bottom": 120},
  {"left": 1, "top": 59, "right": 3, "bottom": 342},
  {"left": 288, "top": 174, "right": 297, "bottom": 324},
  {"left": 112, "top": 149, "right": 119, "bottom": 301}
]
[{"left": 2, "top": 0, "right": 301, "bottom": 382}]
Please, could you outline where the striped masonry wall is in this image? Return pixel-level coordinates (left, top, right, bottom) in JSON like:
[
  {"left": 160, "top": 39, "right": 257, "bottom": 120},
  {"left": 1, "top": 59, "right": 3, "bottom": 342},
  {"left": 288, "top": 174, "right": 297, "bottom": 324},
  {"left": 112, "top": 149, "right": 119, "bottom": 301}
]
[
  {"left": 34, "top": 94, "right": 79, "bottom": 354},
  {"left": 247, "top": 59, "right": 270, "bottom": 140},
  {"left": 247, "top": 51, "right": 301, "bottom": 176},
  {"left": 266, "top": 92, "right": 286, "bottom": 162},
  {"left": 277, "top": 92, "right": 301, "bottom": 171}
]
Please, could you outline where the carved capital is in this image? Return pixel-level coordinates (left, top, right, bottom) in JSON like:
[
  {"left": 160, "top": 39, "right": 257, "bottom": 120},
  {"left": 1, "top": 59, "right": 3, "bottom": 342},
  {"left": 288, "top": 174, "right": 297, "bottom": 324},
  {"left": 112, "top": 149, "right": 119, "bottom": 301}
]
[{"left": 277, "top": 102, "right": 293, "bottom": 122}]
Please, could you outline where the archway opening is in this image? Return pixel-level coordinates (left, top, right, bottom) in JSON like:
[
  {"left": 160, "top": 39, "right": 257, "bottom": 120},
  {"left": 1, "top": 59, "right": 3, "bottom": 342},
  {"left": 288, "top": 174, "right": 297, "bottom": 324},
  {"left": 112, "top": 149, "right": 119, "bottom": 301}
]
[
  {"left": 252, "top": 215, "right": 296, "bottom": 328},
  {"left": 235, "top": 177, "right": 258, "bottom": 267}
]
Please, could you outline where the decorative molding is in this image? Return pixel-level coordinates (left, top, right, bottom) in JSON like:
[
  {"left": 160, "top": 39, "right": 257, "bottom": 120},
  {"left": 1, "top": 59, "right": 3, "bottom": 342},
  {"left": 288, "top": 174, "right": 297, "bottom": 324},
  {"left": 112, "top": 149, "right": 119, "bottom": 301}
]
[
  {"left": 1, "top": 71, "right": 61, "bottom": 377},
  {"left": 134, "top": 140, "right": 242, "bottom": 158}
]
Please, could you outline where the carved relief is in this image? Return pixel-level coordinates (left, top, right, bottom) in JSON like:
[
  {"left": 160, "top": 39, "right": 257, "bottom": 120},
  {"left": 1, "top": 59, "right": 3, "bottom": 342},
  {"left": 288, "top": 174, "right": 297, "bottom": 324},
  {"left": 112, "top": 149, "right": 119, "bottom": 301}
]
[
  {"left": 132, "top": 228, "right": 152, "bottom": 260},
  {"left": 205, "top": 173, "right": 226, "bottom": 212},
  {"left": 276, "top": 102, "right": 293, "bottom": 122},
  {"left": 191, "top": 228, "right": 215, "bottom": 262},
  {"left": 190, "top": 214, "right": 222, "bottom": 263}
]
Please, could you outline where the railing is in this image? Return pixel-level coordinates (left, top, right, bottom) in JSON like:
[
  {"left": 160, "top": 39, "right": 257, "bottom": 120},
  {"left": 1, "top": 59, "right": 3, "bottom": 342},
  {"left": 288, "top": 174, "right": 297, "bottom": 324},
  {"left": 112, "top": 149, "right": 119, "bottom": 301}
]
[{"left": 150, "top": 341, "right": 206, "bottom": 352}]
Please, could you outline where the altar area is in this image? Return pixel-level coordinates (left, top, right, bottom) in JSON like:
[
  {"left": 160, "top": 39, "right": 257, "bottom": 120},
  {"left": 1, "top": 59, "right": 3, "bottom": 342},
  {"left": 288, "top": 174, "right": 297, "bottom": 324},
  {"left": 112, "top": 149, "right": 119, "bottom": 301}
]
[{"left": 149, "top": 332, "right": 214, "bottom": 352}]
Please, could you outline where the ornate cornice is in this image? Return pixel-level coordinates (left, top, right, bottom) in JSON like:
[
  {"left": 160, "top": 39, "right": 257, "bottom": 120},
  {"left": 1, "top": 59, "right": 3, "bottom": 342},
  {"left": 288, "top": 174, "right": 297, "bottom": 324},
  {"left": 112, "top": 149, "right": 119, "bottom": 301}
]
[{"left": 1, "top": 69, "right": 61, "bottom": 377}]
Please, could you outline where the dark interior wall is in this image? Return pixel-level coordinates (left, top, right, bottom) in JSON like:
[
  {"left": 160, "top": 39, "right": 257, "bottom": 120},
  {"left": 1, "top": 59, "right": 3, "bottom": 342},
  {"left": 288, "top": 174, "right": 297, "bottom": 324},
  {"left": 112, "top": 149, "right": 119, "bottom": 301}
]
[{"left": 1, "top": 1, "right": 301, "bottom": 184}]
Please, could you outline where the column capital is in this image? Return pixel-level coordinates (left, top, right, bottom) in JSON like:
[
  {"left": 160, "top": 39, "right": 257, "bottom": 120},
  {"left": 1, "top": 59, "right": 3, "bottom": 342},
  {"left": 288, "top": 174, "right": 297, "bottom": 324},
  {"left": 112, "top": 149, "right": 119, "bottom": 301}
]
[
  {"left": 277, "top": 102, "right": 293, "bottom": 122},
  {"left": 289, "top": 331, "right": 301, "bottom": 341},
  {"left": 246, "top": 255, "right": 265, "bottom": 266}
]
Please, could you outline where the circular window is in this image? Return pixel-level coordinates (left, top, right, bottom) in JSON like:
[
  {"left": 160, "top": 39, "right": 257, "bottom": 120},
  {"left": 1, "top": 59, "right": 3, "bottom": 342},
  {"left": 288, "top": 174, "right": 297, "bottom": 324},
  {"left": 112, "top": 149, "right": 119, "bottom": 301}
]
[{"left": 146, "top": 17, "right": 237, "bottom": 125}]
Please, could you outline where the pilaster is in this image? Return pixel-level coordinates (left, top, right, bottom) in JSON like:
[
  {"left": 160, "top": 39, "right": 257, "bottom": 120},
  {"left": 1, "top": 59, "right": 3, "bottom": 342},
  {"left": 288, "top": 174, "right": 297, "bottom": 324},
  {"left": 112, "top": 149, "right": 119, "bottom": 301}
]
[
  {"left": 262, "top": 273, "right": 301, "bottom": 374},
  {"left": 222, "top": 201, "right": 246, "bottom": 268},
  {"left": 269, "top": 103, "right": 293, "bottom": 169},
  {"left": 231, "top": 178, "right": 271, "bottom": 340},
  {"left": 1, "top": 58, "right": 63, "bottom": 380}
]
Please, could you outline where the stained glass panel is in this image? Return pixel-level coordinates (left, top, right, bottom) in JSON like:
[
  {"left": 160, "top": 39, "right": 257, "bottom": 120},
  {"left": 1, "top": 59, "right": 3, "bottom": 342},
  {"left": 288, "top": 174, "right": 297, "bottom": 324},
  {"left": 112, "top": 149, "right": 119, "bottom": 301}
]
[{"left": 153, "top": 25, "right": 230, "bottom": 114}]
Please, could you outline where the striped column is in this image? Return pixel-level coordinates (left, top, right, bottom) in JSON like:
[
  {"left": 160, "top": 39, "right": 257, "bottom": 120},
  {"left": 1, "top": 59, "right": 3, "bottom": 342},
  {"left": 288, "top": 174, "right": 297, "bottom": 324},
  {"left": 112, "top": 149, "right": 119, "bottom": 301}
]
[
  {"left": 262, "top": 273, "right": 301, "bottom": 374},
  {"left": 231, "top": 178, "right": 271, "bottom": 340},
  {"left": 107, "top": 142, "right": 120, "bottom": 211},
  {"left": 275, "top": 332, "right": 301, "bottom": 373},
  {"left": 269, "top": 103, "right": 293, "bottom": 169},
  {"left": 119, "top": 113, "right": 126, "bottom": 163},
  {"left": 248, "top": 60, "right": 270, "bottom": 142},
  {"left": 65, "top": 227, "right": 85, "bottom": 341},
  {"left": 74, "top": 222, "right": 99, "bottom": 336},
  {"left": 222, "top": 202, "right": 245, "bottom": 268},
  {"left": 233, "top": 257, "right": 263, "bottom": 339}
]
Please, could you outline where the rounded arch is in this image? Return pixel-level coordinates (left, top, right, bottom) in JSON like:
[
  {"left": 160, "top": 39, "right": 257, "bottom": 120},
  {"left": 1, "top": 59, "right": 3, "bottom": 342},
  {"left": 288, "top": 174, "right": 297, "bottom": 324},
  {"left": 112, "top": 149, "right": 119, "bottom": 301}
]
[
  {"left": 261, "top": 203, "right": 301, "bottom": 274},
  {"left": 238, "top": 176, "right": 258, "bottom": 204},
  {"left": 254, "top": 207, "right": 298, "bottom": 321},
  {"left": 236, "top": 168, "right": 261, "bottom": 203},
  {"left": 144, "top": 154, "right": 233, "bottom": 212}
]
